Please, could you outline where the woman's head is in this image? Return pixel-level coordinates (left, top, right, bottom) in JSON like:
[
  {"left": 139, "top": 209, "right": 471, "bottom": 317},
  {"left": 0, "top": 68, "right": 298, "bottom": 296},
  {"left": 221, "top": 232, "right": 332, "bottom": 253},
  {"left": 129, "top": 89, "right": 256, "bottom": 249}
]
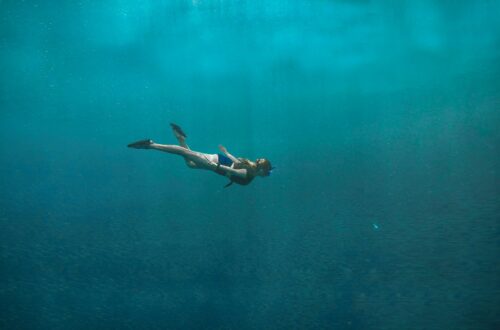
[{"left": 255, "top": 158, "right": 273, "bottom": 177}]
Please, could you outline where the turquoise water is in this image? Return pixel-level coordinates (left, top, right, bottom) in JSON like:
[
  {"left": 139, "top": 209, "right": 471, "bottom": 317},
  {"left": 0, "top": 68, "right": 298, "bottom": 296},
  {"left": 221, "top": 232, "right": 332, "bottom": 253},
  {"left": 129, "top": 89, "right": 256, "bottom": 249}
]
[{"left": 1, "top": 1, "right": 499, "bottom": 329}]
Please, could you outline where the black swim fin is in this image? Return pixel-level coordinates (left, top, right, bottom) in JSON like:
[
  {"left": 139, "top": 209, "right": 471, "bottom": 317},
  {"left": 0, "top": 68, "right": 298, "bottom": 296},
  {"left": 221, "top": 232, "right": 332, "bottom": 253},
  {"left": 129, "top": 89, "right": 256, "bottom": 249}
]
[
  {"left": 128, "top": 139, "right": 153, "bottom": 149},
  {"left": 170, "top": 123, "right": 187, "bottom": 139}
]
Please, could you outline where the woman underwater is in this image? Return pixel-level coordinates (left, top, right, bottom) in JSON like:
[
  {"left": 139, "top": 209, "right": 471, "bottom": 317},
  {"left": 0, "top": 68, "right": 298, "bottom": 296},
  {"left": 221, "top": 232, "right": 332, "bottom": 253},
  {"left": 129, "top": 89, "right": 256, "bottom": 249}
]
[{"left": 128, "top": 123, "right": 273, "bottom": 187}]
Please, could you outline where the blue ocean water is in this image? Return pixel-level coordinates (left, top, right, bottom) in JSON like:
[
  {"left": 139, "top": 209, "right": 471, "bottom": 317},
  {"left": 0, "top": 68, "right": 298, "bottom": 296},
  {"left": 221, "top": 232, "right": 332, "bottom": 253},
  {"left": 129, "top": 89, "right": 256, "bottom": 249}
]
[{"left": 1, "top": 1, "right": 499, "bottom": 329}]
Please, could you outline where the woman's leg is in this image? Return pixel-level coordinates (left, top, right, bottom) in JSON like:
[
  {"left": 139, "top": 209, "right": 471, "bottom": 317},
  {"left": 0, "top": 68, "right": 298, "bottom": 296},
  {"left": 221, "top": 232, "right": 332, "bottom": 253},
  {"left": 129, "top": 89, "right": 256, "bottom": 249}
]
[
  {"left": 170, "top": 123, "right": 190, "bottom": 149},
  {"left": 128, "top": 124, "right": 217, "bottom": 170},
  {"left": 170, "top": 123, "right": 196, "bottom": 167},
  {"left": 149, "top": 143, "right": 217, "bottom": 170}
]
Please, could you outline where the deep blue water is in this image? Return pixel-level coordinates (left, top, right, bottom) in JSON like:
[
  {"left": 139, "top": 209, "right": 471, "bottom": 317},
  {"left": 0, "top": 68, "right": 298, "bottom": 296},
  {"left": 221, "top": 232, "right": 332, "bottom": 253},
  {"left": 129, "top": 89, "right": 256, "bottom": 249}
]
[{"left": 1, "top": 1, "right": 499, "bottom": 329}]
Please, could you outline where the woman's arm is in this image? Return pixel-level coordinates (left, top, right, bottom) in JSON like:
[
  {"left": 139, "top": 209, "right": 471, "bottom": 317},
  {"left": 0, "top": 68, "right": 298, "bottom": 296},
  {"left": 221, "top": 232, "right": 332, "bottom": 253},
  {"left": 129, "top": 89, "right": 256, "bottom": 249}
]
[
  {"left": 218, "top": 145, "right": 241, "bottom": 164},
  {"left": 217, "top": 164, "right": 247, "bottom": 178}
]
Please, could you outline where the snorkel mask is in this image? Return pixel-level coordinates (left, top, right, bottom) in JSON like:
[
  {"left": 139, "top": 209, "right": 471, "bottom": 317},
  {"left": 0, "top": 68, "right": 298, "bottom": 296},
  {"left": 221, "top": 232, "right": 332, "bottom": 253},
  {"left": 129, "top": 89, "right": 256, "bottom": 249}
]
[
  {"left": 267, "top": 166, "right": 276, "bottom": 176},
  {"left": 256, "top": 159, "right": 274, "bottom": 176}
]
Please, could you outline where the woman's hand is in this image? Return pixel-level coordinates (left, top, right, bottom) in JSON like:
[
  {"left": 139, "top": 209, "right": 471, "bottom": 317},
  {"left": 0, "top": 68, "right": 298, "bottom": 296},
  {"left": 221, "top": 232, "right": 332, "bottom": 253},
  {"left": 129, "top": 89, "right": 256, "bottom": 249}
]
[{"left": 218, "top": 144, "right": 227, "bottom": 153}]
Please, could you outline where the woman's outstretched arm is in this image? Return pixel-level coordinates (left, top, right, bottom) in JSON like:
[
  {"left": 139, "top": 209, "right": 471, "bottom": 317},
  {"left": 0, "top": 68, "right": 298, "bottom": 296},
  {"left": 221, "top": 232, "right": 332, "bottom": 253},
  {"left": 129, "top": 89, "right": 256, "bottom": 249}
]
[
  {"left": 218, "top": 145, "right": 241, "bottom": 164},
  {"left": 217, "top": 164, "right": 247, "bottom": 178}
]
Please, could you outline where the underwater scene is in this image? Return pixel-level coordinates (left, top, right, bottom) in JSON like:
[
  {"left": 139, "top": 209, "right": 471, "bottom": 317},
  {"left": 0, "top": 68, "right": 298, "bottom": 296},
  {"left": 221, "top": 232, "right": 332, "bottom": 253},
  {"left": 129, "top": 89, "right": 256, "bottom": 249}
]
[{"left": 1, "top": 1, "right": 499, "bottom": 329}]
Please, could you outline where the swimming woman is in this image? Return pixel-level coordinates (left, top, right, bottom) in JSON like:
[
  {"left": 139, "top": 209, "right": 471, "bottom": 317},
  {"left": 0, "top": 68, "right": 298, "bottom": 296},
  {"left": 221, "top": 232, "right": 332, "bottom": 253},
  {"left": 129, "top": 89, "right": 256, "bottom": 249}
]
[{"left": 128, "top": 123, "right": 273, "bottom": 187}]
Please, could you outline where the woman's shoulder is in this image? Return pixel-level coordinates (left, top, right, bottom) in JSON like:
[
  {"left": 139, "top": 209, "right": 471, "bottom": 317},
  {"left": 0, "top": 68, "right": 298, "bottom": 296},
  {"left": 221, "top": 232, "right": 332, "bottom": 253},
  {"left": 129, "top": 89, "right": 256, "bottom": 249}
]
[{"left": 234, "top": 158, "right": 253, "bottom": 169}]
